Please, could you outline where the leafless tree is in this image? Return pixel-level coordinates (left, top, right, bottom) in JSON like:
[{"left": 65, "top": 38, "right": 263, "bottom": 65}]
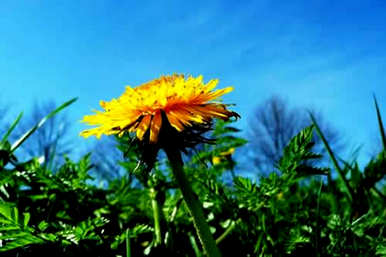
[
  {"left": 0, "top": 108, "right": 7, "bottom": 136},
  {"left": 88, "top": 136, "right": 125, "bottom": 183},
  {"left": 0, "top": 95, "right": 10, "bottom": 136},
  {"left": 15, "top": 101, "right": 72, "bottom": 170},
  {"left": 247, "top": 95, "right": 344, "bottom": 174}
]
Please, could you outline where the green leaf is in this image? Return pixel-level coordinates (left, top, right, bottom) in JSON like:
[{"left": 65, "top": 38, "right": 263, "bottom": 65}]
[
  {"left": 234, "top": 177, "right": 257, "bottom": 193},
  {"left": 11, "top": 206, "right": 19, "bottom": 225},
  {"left": 277, "top": 125, "right": 327, "bottom": 177},
  {"left": 0, "top": 202, "right": 13, "bottom": 221},
  {"left": 130, "top": 224, "right": 153, "bottom": 237},
  {"left": 0, "top": 203, "right": 45, "bottom": 251},
  {"left": 376, "top": 243, "right": 386, "bottom": 256},
  {"left": 374, "top": 95, "right": 386, "bottom": 150},
  {"left": 295, "top": 165, "right": 329, "bottom": 178},
  {"left": 0, "top": 232, "right": 44, "bottom": 252},
  {"left": 22, "top": 212, "right": 30, "bottom": 228},
  {"left": 1, "top": 112, "right": 23, "bottom": 144},
  {"left": 38, "top": 221, "right": 49, "bottom": 231}
]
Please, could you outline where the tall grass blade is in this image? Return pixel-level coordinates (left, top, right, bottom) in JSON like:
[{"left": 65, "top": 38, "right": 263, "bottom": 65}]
[
  {"left": 310, "top": 112, "right": 354, "bottom": 202},
  {"left": 125, "top": 228, "right": 131, "bottom": 257},
  {"left": 1, "top": 112, "right": 23, "bottom": 144},
  {"left": 373, "top": 95, "right": 386, "bottom": 150}
]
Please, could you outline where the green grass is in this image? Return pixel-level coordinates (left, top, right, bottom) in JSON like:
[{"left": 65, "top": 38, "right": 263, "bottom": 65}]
[{"left": 0, "top": 99, "right": 384, "bottom": 257}]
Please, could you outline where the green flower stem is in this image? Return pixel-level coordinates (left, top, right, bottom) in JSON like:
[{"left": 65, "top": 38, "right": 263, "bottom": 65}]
[
  {"left": 189, "top": 232, "right": 204, "bottom": 257},
  {"left": 125, "top": 228, "right": 131, "bottom": 257},
  {"left": 165, "top": 195, "right": 183, "bottom": 247},
  {"left": 165, "top": 148, "right": 221, "bottom": 257},
  {"left": 150, "top": 187, "right": 162, "bottom": 246}
]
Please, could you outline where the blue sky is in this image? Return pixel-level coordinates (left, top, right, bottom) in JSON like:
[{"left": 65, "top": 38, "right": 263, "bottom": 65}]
[{"left": 1, "top": 0, "right": 386, "bottom": 161}]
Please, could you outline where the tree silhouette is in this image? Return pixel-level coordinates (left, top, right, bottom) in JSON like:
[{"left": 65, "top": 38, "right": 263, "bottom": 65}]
[
  {"left": 15, "top": 101, "right": 72, "bottom": 170},
  {"left": 88, "top": 136, "right": 125, "bottom": 183},
  {"left": 247, "top": 95, "right": 344, "bottom": 174}
]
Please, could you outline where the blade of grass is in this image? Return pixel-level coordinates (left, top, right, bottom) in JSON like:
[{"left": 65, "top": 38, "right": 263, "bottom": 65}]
[
  {"left": 189, "top": 232, "right": 203, "bottom": 257},
  {"left": 10, "top": 98, "right": 77, "bottom": 153},
  {"left": 351, "top": 211, "right": 371, "bottom": 227},
  {"left": 373, "top": 95, "right": 386, "bottom": 150},
  {"left": 1, "top": 112, "right": 23, "bottom": 144},
  {"left": 125, "top": 228, "right": 131, "bottom": 257},
  {"left": 315, "top": 178, "right": 323, "bottom": 257},
  {"left": 310, "top": 113, "right": 354, "bottom": 202},
  {"left": 165, "top": 195, "right": 183, "bottom": 246}
]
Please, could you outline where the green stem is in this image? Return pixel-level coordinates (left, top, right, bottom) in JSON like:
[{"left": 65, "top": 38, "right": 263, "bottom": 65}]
[
  {"left": 215, "top": 220, "right": 236, "bottom": 245},
  {"left": 125, "top": 228, "right": 131, "bottom": 257},
  {"left": 189, "top": 232, "right": 204, "bottom": 257},
  {"left": 165, "top": 195, "right": 183, "bottom": 247},
  {"left": 150, "top": 187, "right": 162, "bottom": 246},
  {"left": 165, "top": 148, "right": 221, "bottom": 257}
]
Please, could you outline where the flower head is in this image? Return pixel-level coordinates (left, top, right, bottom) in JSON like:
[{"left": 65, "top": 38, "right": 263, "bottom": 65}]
[{"left": 80, "top": 74, "right": 238, "bottom": 144}]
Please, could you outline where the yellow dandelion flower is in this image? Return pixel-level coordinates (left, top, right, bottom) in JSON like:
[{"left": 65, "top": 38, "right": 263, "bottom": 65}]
[
  {"left": 80, "top": 74, "right": 238, "bottom": 143},
  {"left": 212, "top": 147, "right": 236, "bottom": 165},
  {"left": 212, "top": 156, "right": 222, "bottom": 165}
]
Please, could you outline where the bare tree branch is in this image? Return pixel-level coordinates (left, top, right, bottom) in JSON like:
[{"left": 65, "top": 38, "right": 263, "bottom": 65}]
[{"left": 15, "top": 100, "right": 72, "bottom": 170}]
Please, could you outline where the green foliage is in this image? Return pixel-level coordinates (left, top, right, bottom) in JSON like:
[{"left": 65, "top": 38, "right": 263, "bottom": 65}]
[
  {"left": 0, "top": 202, "right": 45, "bottom": 252},
  {"left": 0, "top": 99, "right": 384, "bottom": 256},
  {"left": 278, "top": 125, "right": 329, "bottom": 177}
]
